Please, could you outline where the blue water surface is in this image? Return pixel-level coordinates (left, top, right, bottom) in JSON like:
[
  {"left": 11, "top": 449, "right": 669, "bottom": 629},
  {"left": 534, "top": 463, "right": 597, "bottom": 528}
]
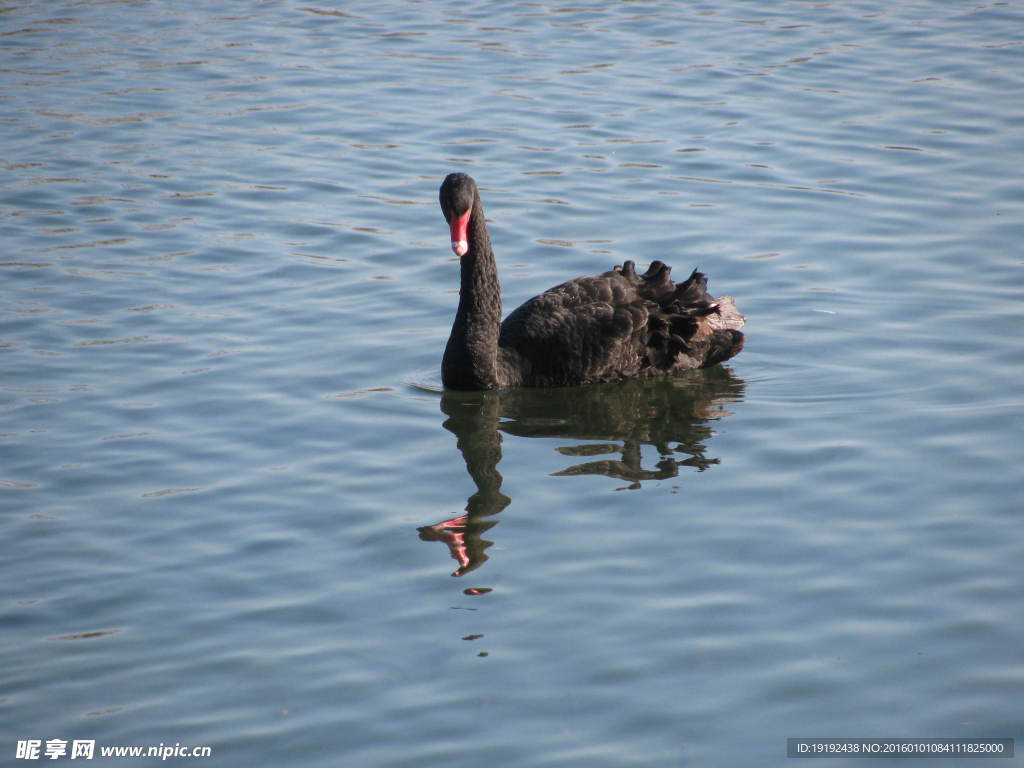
[{"left": 2, "top": 1, "right": 1023, "bottom": 766}]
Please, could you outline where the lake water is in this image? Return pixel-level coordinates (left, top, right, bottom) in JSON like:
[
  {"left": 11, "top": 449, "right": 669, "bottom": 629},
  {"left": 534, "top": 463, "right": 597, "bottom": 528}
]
[{"left": 2, "top": 1, "right": 1022, "bottom": 765}]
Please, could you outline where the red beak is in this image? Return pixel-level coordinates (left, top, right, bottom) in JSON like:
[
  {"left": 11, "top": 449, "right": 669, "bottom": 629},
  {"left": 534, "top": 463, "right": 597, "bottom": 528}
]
[{"left": 450, "top": 209, "right": 470, "bottom": 256}]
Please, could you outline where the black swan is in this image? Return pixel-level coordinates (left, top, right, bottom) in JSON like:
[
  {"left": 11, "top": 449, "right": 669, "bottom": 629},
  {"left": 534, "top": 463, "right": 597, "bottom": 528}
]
[{"left": 439, "top": 172, "right": 745, "bottom": 390}]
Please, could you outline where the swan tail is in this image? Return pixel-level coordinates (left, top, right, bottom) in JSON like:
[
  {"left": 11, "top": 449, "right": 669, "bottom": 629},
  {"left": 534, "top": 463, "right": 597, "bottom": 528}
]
[
  {"left": 704, "top": 329, "right": 746, "bottom": 367},
  {"left": 705, "top": 295, "right": 746, "bottom": 332},
  {"left": 637, "top": 265, "right": 745, "bottom": 372}
]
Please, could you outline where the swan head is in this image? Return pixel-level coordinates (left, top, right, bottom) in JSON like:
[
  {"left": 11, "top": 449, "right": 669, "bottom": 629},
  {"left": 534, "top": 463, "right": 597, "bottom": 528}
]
[{"left": 440, "top": 173, "right": 477, "bottom": 257}]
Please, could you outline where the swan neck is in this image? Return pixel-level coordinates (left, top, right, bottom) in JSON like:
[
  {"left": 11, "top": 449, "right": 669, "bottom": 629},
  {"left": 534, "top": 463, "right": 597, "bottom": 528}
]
[{"left": 443, "top": 197, "right": 503, "bottom": 390}]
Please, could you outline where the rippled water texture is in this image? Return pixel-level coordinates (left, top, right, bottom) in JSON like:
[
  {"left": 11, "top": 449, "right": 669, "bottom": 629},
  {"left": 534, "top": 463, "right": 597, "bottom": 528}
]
[{"left": 3, "top": 1, "right": 1023, "bottom": 766}]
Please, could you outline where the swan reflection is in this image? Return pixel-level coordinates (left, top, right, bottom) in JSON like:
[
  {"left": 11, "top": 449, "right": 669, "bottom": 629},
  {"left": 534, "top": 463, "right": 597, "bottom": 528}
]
[{"left": 419, "top": 367, "right": 745, "bottom": 576}]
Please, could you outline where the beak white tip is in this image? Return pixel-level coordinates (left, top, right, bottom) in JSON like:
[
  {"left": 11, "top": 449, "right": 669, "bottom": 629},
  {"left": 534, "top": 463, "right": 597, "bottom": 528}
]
[{"left": 452, "top": 240, "right": 468, "bottom": 257}]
